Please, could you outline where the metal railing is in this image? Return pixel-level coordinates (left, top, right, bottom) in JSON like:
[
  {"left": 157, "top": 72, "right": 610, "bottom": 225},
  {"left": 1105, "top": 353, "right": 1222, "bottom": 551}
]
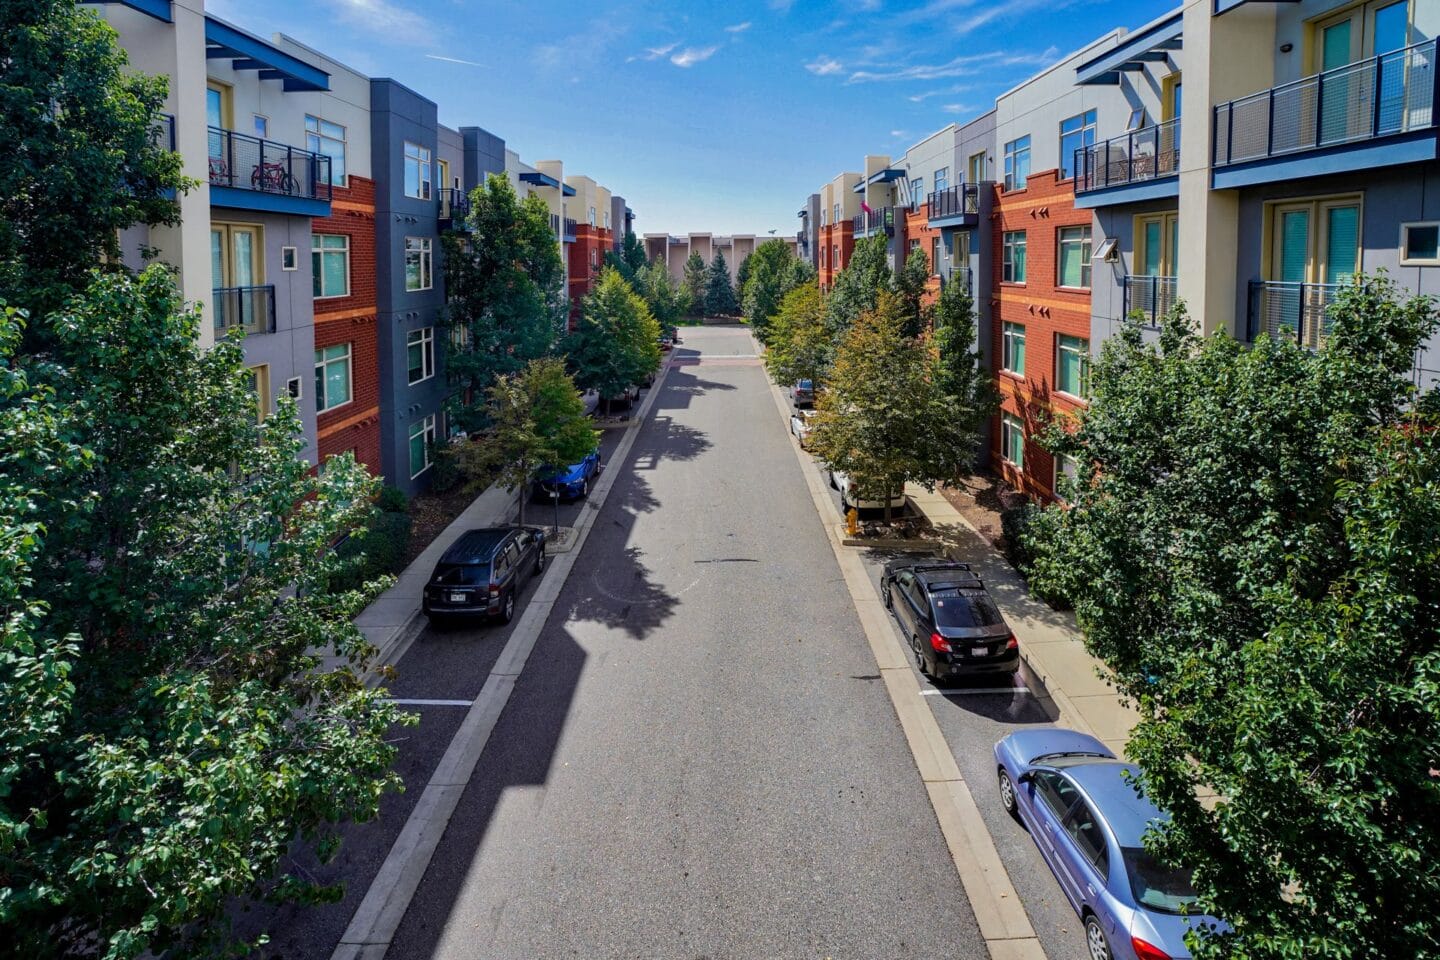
[
  {"left": 852, "top": 207, "right": 895, "bottom": 237},
  {"left": 206, "top": 126, "right": 332, "bottom": 201},
  {"left": 563, "top": 217, "right": 577, "bottom": 241},
  {"left": 926, "top": 184, "right": 980, "bottom": 222},
  {"left": 1123, "top": 275, "right": 1178, "bottom": 325},
  {"left": 152, "top": 113, "right": 175, "bottom": 152},
  {"left": 1247, "top": 280, "right": 1344, "bottom": 347},
  {"left": 550, "top": 213, "right": 561, "bottom": 234},
  {"left": 437, "top": 187, "right": 469, "bottom": 227},
  {"left": 946, "top": 267, "right": 974, "bottom": 294},
  {"left": 1214, "top": 38, "right": 1436, "bottom": 167},
  {"left": 1076, "top": 118, "right": 1180, "bottom": 193},
  {"left": 213, "top": 284, "right": 276, "bottom": 337}
]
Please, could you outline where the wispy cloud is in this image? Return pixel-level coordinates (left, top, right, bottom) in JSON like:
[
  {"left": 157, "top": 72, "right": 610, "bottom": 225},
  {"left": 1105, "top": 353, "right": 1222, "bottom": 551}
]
[
  {"left": 845, "top": 47, "right": 1059, "bottom": 83},
  {"left": 537, "top": 20, "right": 628, "bottom": 70},
  {"left": 941, "top": 103, "right": 977, "bottom": 114},
  {"left": 671, "top": 45, "right": 719, "bottom": 67},
  {"left": 956, "top": 0, "right": 1079, "bottom": 33},
  {"left": 805, "top": 55, "right": 844, "bottom": 76},
  {"left": 425, "top": 54, "right": 485, "bottom": 67},
  {"left": 890, "top": 129, "right": 908, "bottom": 139},
  {"left": 626, "top": 41, "right": 679, "bottom": 63},
  {"left": 331, "top": 0, "right": 436, "bottom": 47},
  {"left": 725, "top": 21, "right": 752, "bottom": 33}
]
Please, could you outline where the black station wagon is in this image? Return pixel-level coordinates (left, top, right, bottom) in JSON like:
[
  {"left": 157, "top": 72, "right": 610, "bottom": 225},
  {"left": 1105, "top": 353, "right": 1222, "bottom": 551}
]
[{"left": 423, "top": 526, "right": 547, "bottom": 624}]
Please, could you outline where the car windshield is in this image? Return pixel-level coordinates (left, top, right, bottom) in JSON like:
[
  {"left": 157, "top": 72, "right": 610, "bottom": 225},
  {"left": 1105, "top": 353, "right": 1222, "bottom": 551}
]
[
  {"left": 1122, "top": 847, "right": 1199, "bottom": 914},
  {"left": 433, "top": 563, "right": 490, "bottom": 586},
  {"left": 930, "top": 589, "right": 1005, "bottom": 628}
]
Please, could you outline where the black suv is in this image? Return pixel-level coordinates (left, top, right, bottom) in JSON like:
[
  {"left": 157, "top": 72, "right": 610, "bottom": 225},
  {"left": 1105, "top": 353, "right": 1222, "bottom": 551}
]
[
  {"left": 423, "top": 526, "right": 547, "bottom": 624},
  {"left": 880, "top": 559, "right": 1018, "bottom": 679}
]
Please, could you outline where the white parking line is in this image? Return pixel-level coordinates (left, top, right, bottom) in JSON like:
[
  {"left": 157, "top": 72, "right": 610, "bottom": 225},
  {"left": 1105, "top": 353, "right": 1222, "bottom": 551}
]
[
  {"left": 920, "top": 685, "right": 1030, "bottom": 697},
  {"left": 385, "top": 698, "right": 474, "bottom": 707}
]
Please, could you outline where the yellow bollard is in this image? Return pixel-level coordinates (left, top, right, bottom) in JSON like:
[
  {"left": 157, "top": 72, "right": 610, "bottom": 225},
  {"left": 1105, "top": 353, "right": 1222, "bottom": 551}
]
[{"left": 846, "top": 507, "right": 859, "bottom": 537}]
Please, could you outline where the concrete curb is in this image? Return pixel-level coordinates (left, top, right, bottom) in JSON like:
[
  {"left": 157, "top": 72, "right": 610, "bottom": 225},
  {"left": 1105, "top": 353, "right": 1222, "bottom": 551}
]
[{"left": 331, "top": 361, "right": 674, "bottom": 960}]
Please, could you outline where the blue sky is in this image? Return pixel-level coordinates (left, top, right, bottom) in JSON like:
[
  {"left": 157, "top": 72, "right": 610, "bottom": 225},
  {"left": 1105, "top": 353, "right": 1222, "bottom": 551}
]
[{"left": 204, "top": 0, "right": 1167, "bottom": 236}]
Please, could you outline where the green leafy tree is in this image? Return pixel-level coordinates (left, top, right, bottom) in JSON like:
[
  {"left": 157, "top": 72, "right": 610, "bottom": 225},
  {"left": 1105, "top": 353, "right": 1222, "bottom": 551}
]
[
  {"left": 619, "top": 231, "right": 647, "bottom": 275},
  {"left": 705, "top": 250, "right": 739, "bottom": 317},
  {"left": 635, "top": 260, "right": 689, "bottom": 330},
  {"left": 931, "top": 276, "right": 998, "bottom": 435},
  {"left": 444, "top": 174, "right": 566, "bottom": 432},
  {"left": 1024, "top": 278, "right": 1440, "bottom": 960},
  {"left": 457, "top": 358, "right": 598, "bottom": 524},
  {"left": 894, "top": 247, "right": 932, "bottom": 338},
  {"left": 763, "top": 284, "right": 831, "bottom": 389},
  {"left": 740, "top": 238, "right": 805, "bottom": 342},
  {"left": 823, "top": 234, "right": 892, "bottom": 338},
  {"left": 0, "top": 0, "right": 185, "bottom": 335},
  {"left": 735, "top": 254, "right": 752, "bottom": 308},
  {"left": 807, "top": 291, "right": 980, "bottom": 521},
  {"left": 564, "top": 270, "right": 661, "bottom": 413},
  {"left": 682, "top": 252, "right": 707, "bottom": 316}
]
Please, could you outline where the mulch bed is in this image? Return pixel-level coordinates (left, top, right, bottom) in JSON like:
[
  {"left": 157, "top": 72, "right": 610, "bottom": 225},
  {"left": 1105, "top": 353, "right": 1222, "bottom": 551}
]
[
  {"left": 403, "top": 479, "right": 497, "bottom": 568},
  {"left": 938, "top": 471, "right": 1023, "bottom": 554}
]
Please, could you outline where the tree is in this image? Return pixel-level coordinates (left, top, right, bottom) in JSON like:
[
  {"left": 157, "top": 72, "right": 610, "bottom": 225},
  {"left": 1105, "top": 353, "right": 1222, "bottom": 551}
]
[
  {"left": 0, "top": 0, "right": 185, "bottom": 336},
  {"left": 604, "top": 232, "right": 647, "bottom": 285},
  {"left": 894, "top": 247, "right": 932, "bottom": 339},
  {"left": 1023, "top": 278, "right": 1440, "bottom": 960},
  {"left": 735, "top": 254, "right": 752, "bottom": 309},
  {"left": 457, "top": 358, "right": 598, "bottom": 525},
  {"left": 443, "top": 174, "right": 566, "bottom": 433},
  {"left": 740, "top": 238, "right": 806, "bottom": 342},
  {"left": 807, "top": 291, "right": 981, "bottom": 521},
  {"left": 763, "top": 284, "right": 831, "bottom": 389},
  {"left": 682, "top": 252, "right": 707, "bottom": 316},
  {"left": 563, "top": 270, "right": 661, "bottom": 414},
  {"left": 705, "top": 250, "right": 739, "bottom": 317},
  {"left": 823, "top": 234, "right": 891, "bottom": 338},
  {"left": 635, "top": 260, "right": 689, "bottom": 331},
  {"left": 930, "top": 276, "right": 997, "bottom": 435}
]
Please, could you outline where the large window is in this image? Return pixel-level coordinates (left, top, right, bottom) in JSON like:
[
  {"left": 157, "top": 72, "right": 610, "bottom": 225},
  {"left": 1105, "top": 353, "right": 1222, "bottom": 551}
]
[
  {"left": 305, "top": 115, "right": 346, "bottom": 186},
  {"left": 588, "top": 206, "right": 597, "bottom": 226},
  {"left": 833, "top": 202, "right": 841, "bottom": 223},
  {"left": 1136, "top": 212, "right": 1180, "bottom": 276},
  {"left": 404, "top": 141, "right": 432, "bottom": 200},
  {"left": 1057, "top": 334, "right": 1091, "bottom": 398},
  {"left": 405, "top": 237, "right": 433, "bottom": 291},
  {"left": 1003, "top": 231, "right": 1027, "bottom": 283},
  {"left": 1003, "top": 135, "right": 1031, "bottom": 191},
  {"left": 932, "top": 236, "right": 943, "bottom": 274},
  {"left": 934, "top": 166, "right": 949, "bottom": 194},
  {"left": 1002, "top": 413, "right": 1025, "bottom": 469},
  {"left": 314, "top": 343, "right": 352, "bottom": 412},
  {"left": 245, "top": 364, "right": 270, "bottom": 423},
  {"left": 1054, "top": 453, "right": 1080, "bottom": 500},
  {"left": 409, "top": 414, "right": 437, "bottom": 478},
  {"left": 407, "top": 327, "right": 435, "bottom": 385},
  {"left": 911, "top": 177, "right": 925, "bottom": 208},
  {"left": 1059, "top": 109, "right": 1097, "bottom": 180},
  {"left": 1002, "top": 322, "right": 1027, "bottom": 376},
  {"left": 312, "top": 234, "right": 350, "bottom": 299},
  {"left": 1267, "top": 196, "right": 1362, "bottom": 285},
  {"left": 1057, "top": 226, "right": 1092, "bottom": 289}
]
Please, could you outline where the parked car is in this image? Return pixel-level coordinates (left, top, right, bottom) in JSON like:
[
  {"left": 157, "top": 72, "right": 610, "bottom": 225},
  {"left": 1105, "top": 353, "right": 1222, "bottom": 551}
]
[
  {"left": 792, "top": 379, "right": 815, "bottom": 407},
  {"left": 994, "top": 729, "right": 1219, "bottom": 960},
  {"left": 828, "top": 469, "right": 908, "bottom": 513},
  {"left": 658, "top": 334, "right": 674, "bottom": 352},
  {"left": 881, "top": 559, "right": 1019, "bottom": 678},
  {"left": 789, "top": 408, "right": 818, "bottom": 448},
  {"left": 423, "top": 526, "right": 547, "bottom": 624},
  {"left": 534, "top": 450, "right": 602, "bottom": 501}
]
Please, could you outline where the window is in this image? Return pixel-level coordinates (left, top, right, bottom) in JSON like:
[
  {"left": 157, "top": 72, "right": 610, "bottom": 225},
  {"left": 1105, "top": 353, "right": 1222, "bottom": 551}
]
[
  {"left": 1065, "top": 801, "right": 1110, "bottom": 876},
  {"left": 245, "top": 364, "right": 271, "bottom": 423},
  {"left": 934, "top": 166, "right": 949, "bottom": 194},
  {"left": 409, "top": 414, "right": 437, "bottom": 478},
  {"left": 831, "top": 244, "right": 838, "bottom": 269},
  {"left": 1055, "top": 453, "right": 1081, "bottom": 499},
  {"left": 1059, "top": 109, "right": 1097, "bottom": 180},
  {"left": 1003, "top": 135, "right": 1031, "bottom": 191},
  {"left": 437, "top": 158, "right": 450, "bottom": 193},
  {"left": 312, "top": 234, "right": 350, "bottom": 298},
  {"left": 1002, "top": 322, "right": 1026, "bottom": 376},
  {"left": 1161, "top": 73, "right": 1182, "bottom": 122},
  {"left": 211, "top": 223, "right": 265, "bottom": 334},
  {"left": 281, "top": 245, "right": 298, "bottom": 271},
  {"left": 909, "top": 238, "right": 922, "bottom": 255},
  {"left": 932, "top": 236, "right": 943, "bottom": 274},
  {"left": 1002, "top": 231, "right": 1027, "bottom": 283},
  {"left": 1057, "top": 335, "right": 1091, "bottom": 398},
  {"left": 252, "top": 114, "right": 269, "bottom": 139},
  {"left": 1032, "top": 770, "right": 1078, "bottom": 820},
  {"left": 404, "top": 141, "right": 432, "bottom": 200},
  {"left": 1057, "top": 226, "right": 1092, "bottom": 289},
  {"left": 314, "top": 343, "right": 352, "bottom": 412},
  {"left": 1126, "top": 106, "right": 1147, "bottom": 131},
  {"left": 589, "top": 206, "right": 597, "bottom": 226},
  {"left": 407, "top": 327, "right": 435, "bottom": 384},
  {"left": 967, "top": 151, "right": 986, "bottom": 186},
  {"left": 1135, "top": 212, "right": 1180, "bottom": 276},
  {"left": 1002, "top": 413, "right": 1025, "bottom": 470},
  {"left": 305, "top": 115, "right": 347, "bottom": 186},
  {"left": 1267, "top": 196, "right": 1362, "bottom": 285},
  {"left": 604, "top": 210, "right": 611, "bottom": 229},
  {"left": 1401, "top": 222, "right": 1440, "bottom": 265},
  {"left": 911, "top": 177, "right": 925, "bottom": 208},
  {"left": 405, "top": 237, "right": 433, "bottom": 291},
  {"left": 833, "top": 202, "right": 841, "bottom": 223},
  {"left": 206, "top": 82, "right": 232, "bottom": 132}
]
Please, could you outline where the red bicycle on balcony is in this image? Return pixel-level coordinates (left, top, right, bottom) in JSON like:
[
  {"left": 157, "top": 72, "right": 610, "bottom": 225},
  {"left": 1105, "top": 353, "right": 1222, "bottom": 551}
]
[{"left": 251, "top": 160, "right": 299, "bottom": 195}]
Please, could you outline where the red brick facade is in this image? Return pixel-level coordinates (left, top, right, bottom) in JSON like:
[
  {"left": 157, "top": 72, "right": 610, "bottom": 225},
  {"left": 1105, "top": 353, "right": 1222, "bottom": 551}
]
[
  {"left": 989, "top": 169, "right": 1091, "bottom": 501},
  {"left": 568, "top": 224, "right": 610, "bottom": 308},
  {"left": 818, "top": 221, "right": 854, "bottom": 291},
  {"left": 903, "top": 207, "right": 943, "bottom": 303},
  {"left": 311, "top": 176, "right": 381, "bottom": 474}
]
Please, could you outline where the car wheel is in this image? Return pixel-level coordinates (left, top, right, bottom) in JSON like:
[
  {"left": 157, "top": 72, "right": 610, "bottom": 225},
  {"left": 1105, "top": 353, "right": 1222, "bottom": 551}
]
[
  {"left": 881, "top": 580, "right": 892, "bottom": 609},
  {"left": 911, "top": 635, "right": 931, "bottom": 678},
  {"left": 1084, "top": 914, "right": 1111, "bottom": 960},
  {"left": 580, "top": 479, "right": 589, "bottom": 499},
  {"left": 536, "top": 549, "right": 546, "bottom": 574},
  {"left": 998, "top": 768, "right": 1019, "bottom": 818},
  {"left": 499, "top": 592, "right": 515, "bottom": 624}
]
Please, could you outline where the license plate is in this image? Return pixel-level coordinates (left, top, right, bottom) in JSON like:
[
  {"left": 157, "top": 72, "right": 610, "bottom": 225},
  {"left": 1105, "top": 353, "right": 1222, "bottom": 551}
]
[
  {"left": 448, "top": 592, "right": 467, "bottom": 603},
  {"left": 971, "top": 646, "right": 989, "bottom": 657}
]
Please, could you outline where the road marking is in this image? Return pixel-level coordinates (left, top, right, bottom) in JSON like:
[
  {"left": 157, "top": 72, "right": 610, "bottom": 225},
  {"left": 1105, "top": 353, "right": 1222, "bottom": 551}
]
[
  {"left": 920, "top": 686, "right": 1031, "bottom": 697},
  {"left": 385, "top": 698, "right": 474, "bottom": 707}
]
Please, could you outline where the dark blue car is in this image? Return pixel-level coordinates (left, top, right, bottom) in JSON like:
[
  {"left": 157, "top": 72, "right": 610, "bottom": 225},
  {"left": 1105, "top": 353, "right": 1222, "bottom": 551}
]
[
  {"left": 994, "top": 729, "right": 1222, "bottom": 960},
  {"left": 533, "top": 450, "right": 602, "bottom": 501}
]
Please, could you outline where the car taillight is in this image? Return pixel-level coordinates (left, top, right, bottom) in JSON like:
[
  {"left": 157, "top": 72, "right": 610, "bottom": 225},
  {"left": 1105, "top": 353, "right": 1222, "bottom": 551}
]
[
  {"left": 929, "top": 632, "right": 952, "bottom": 653},
  {"left": 489, "top": 583, "right": 500, "bottom": 596},
  {"left": 1130, "top": 936, "right": 1172, "bottom": 960},
  {"left": 1006, "top": 633, "right": 1019, "bottom": 650}
]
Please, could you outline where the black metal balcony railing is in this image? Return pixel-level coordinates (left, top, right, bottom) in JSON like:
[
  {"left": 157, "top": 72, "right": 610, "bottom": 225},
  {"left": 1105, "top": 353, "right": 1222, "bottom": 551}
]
[
  {"left": 563, "top": 217, "right": 577, "bottom": 240},
  {"left": 550, "top": 213, "right": 561, "bottom": 234},
  {"left": 946, "top": 267, "right": 974, "bottom": 294},
  {"left": 926, "top": 184, "right": 980, "bottom": 222},
  {"left": 852, "top": 207, "right": 895, "bottom": 237},
  {"left": 1248, "top": 280, "right": 1344, "bottom": 347},
  {"left": 213, "top": 284, "right": 276, "bottom": 337},
  {"left": 152, "top": 113, "right": 176, "bottom": 152},
  {"left": 206, "top": 126, "right": 332, "bottom": 201},
  {"left": 1076, "top": 118, "right": 1181, "bottom": 193},
  {"left": 437, "top": 187, "right": 470, "bottom": 228},
  {"left": 1123, "top": 275, "right": 1179, "bottom": 326},
  {"left": 1214, "top": 38, "right": 1436, "bottom": 167}
]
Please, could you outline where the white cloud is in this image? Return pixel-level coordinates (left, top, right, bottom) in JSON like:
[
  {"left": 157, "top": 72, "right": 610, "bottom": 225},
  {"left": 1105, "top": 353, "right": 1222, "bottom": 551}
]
[
  {"left": 331, "top": 0, "right": 436, "bottom": 47},
  {"left": 671, "top": 45, "right": 719, "bottom": 67},
  {"left": 941, "top": 103, "right": 976, "bottom": 114},
  {"left": 725, "top": 21, "right": 752, "bottom": 33},
  {"left": 805, "top": 55, "right": 844, "bottom": 76},
  {"left": 425, "top": 54, "right": 485, "bottom": 67},
  {"left": 956, "top": 0, "right": 1078, "bottom": 33},
  {"left": 890, "top": 129, "right": 908, "bottom": 138},
  {"left": 631, "top": 42, "right": 679, "bottom": 62},
  {"left": 845, "top": 46, "right": 1058, "bottom": 83}
]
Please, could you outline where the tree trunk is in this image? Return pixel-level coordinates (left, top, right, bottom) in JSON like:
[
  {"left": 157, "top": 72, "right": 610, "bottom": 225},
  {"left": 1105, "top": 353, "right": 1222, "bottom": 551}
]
[{"left": 883, "top": 483, "right": 892, "bottom": 524}]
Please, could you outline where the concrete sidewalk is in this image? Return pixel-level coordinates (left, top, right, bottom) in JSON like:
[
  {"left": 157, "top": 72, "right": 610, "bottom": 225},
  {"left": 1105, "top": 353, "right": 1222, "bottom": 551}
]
[{"left": 904, "top": 485, "right": 1140, "bottom": 759}]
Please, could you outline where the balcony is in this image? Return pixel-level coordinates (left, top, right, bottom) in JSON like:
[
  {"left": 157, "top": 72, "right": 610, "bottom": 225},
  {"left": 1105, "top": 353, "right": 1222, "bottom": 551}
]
[
  {"left": 206, "top": 126, "right": 332, "bottom": 216},
  {"left": 1247, "top": 280, "right": 1343, "bottom": 348},
  {"left": 1074, "top": 119, "right": 1180, "bottom": 207},
  {"left": 151, "top": 112, "right": 175, "bottom": 152},
  {"left": 946, "top": 267, "right": 974, "bottom": 294},
  {"left": 213, "top": 285, "right": 276, "bottom": 337},
  {"left": 1213, "top": 38, "right": 1437, "bottom": 189},
  {"left": 550, "top": 213, "right": 561, "bottom": 235},
  {"left": 852, "top": 207, "right": 895, "bottom": 238},
  {"left": 1123, "top": 275, "right": 1178, "bottom": 326},
  {"left": 437, "top": 188, "right": 470, "bottom": 230},
  {"left": 562, "top": 218, "right": 577, "bottom": 242},
  {"left": 927, "top": 184, "right": 980, "bottom": 228}
]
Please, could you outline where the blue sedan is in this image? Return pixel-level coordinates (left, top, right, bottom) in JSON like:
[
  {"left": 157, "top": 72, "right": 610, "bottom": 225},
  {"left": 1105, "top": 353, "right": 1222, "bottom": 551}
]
[
  {"left": 533, "top": 450, "right": 602, "bottom": 501},
  {"left": 994, "top": 729, "right": 1220, "bottom": 960}
]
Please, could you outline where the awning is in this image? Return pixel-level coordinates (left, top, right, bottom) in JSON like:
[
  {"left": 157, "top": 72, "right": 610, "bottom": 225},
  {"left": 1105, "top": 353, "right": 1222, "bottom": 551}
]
[
  {"left": 1074, "top": 11, "right": 1182, "bottom": 85},
  {"left": 205, "top": 17, "right": 329, "bottom": 92}
]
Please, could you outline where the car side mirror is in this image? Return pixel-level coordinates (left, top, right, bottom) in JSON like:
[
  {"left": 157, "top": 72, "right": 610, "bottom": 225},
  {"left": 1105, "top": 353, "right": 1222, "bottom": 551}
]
[{"left": 1016, "top": 770, "right": 1034, "bottom": 785}]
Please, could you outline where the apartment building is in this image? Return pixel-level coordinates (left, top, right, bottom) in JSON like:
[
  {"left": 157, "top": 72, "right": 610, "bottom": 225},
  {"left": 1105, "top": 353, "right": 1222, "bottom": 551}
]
[
  {"left": 565, "top": 175, "right": 614, "bottom": 303},
  {"left": 640, "top": 234, "right": 800, "bottom": 286},
  {"left": 817, "top": 172, "right": 862, "bottom": 289},
  {"left": 611, "top": 195, "right": 636, "bottom": 252},
  {"left": 797, "top": 193, "right": 821, "bottom": 268}
]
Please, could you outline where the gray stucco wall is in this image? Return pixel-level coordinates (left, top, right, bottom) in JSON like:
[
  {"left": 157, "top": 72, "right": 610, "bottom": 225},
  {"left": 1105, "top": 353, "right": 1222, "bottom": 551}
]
[
  {"left": 438, "top": 123, "right": 463, "bottom": 192},
  {"left": 1090, "top": 195, "right": 1181, "bottom": 345},
  {"left": 461, "top": 126, "right": 507, "bottom": 194},
  {"left": 611, "top": 195, "right": 628, "bottom": 250}
]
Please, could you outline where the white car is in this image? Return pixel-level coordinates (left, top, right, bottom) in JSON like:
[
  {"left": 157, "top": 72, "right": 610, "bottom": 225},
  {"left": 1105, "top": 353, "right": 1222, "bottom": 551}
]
[
  {"left": 828, "top": 469, "right": 908, "bottom": 513},
  {"left": 789, "top": 409, "right": 818, "bottom": 448}
]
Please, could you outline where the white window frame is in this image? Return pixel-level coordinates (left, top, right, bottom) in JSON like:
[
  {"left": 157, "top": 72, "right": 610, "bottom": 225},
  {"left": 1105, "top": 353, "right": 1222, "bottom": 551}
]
[
  {"left": 1002, "top": 230, "right": 1027, "bottom": 284},
  {"left": 404, "top": 141, "right": 432, "bottom": 201},
  {"left": 252, "top": 114, "right": 269, "bottom": 139},
  {"left": 1003, "top": 135, "right": 1031, "bottom": 191},
  {"left": 589, "top": 206, "right": 597, "bottom": 226},
  {"left": 1002, "top": 413, "right": 1025, "bottom": 470},
  {"left": 1057, "top": 226, "right": 1093, "bottom": 290},
  {"left": 1056, "top": 334, "right": 1091, "bottom": 399},
  {"left": 1002, "top": 322, "right": 1026, "bottom": 377},
  {"left": 405, "top": 237, "right": 433, "bottom": 292},
  {"left": 1058, "top": 109, "right": 1097, "bottom": 181},
  {"left": 409, "top": 413, "right": 437, "bottom": 479},
  {"left": 934, "top": 166, "right": 949, "bottom": 194},
  {"left": 407, "top": 326, "right": 435, "bottom": 385},
  {"left": 1400, "top": 221, "right": 1440, "bottom": 266},
  {"left": 312, "top": 233, "right": 350, "bottom": 299},
  {"left": 304, "top": 114, "right": 347, "bottom": 187},
  {"left": 1054, "top": 453, "right": 1080, "bottom": 500},
  {"left": 314, "top": 342, "right": 352, "bottom": 413}
]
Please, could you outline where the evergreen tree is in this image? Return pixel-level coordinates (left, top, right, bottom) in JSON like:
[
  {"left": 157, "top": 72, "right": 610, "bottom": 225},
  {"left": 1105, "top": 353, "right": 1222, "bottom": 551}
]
[
  {"left": 931, "top": 275, "right": 997, "bottom": 430},
  {"left": 894, "top": 247, "right": 932, "bottom": 338},
  {"left": 735, "top": 254, "right": 752, "bottom": 309},
  {"left": 740, "top": 238, "right": 805, "bottom": 342},
  {"left": 705, "top": 250, "right": 739, "bottom": 317},
  {"left": 682, "top": 252, "right": 707, "bottom": 316},
  {"left": 823, "top": 234, "right": 891, "bottom": 338},
  {"left": 635, "top": 260, "right": 689, "bottom": 330},
  {"left": 564, "top": 271, "right": 662, "bottom": 413},
  {"left": 619, "top": 231, "right": 648, "bottom": 275}
]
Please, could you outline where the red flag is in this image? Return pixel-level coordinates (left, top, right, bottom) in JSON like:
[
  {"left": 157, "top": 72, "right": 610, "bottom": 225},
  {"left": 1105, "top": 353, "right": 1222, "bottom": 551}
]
[{"left": 861, "top": 201, "right": 872, "bottom": 214}]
